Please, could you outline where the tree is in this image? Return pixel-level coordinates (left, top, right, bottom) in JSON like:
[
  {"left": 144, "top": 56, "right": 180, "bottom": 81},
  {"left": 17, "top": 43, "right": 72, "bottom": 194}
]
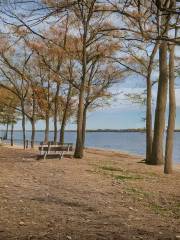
[
  {"left": 0, "top": 43, "right": 31, "bottom": 149},
  {"left": 114, "top": 40, "right": 159, "bottom": 163},
  {"left": 151, "top": 0, "right": 175, "bottom": 165},
  {"left": 0, "top": 87, "right": 19, "bottom": 144}
]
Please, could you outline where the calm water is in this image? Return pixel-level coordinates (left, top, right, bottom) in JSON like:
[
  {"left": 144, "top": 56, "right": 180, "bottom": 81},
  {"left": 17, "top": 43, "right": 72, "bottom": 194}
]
[{"left": 1, "top": 131, "right": 180, "bottom": 163}]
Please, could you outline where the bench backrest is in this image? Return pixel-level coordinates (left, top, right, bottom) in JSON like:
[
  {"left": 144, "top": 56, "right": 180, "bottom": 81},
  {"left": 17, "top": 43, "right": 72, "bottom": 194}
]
[
  {"left": 39, "top": 144, "right": 73, "bottom": 152},
  {"left": 40, "top": 141, "right": 73, "bottom": 146}
]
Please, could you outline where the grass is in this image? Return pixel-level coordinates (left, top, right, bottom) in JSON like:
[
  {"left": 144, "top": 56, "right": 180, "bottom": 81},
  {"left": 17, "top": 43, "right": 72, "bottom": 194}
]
[
  {"left": 149, "top": 203, "right": 171, "bottom": 216},
  {"left": 99, "top": 165, "right": 143, "bottom": 181},
  {"left": 100, "top": 166, "right": 123, "bottom": 172},
  {"left": 97, "top": 164, "right": 180, "bottom": 219},
  {"left": 126, "top": 187, "right": 152, "bottom": 198},
  {"left": 126, "top": 187, "right": 180, "bottom": 218},
  {"left": 115, "top": 174, "right": 143, "bottom": 181}
]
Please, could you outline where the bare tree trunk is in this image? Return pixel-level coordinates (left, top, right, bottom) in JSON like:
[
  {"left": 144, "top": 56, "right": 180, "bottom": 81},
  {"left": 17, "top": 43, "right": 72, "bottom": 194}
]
[
  {"left": 164, "top": 44, "right": 176, "bottom": 174},
  {"left": 31, "top": 119, "right": 36, "bottom": 148},
  {"left": 44, "top": 112, "right": 49, "bottom": 143},
  {"left": 74, "top": 82, "right": 86, "bottom": 158},
  {"left": 146, "top": 42, "right": 159, "bottom": 164},
  {"left": 44, "top": 78, "right": 51, "bottom": 144},
  {"left": 54, "top": 83, "right": 60, "bottom": 143},
  {"left": 146, "top": 73, "right": 153, "bottom": 163},
  {"left": 82, "top": 105, "right": 88, "bottom": 149},
  {"left": 10, "top": 123, "right": 14, "bottom": 146},
  {"left": 74, "top": 26, "right": 87, "bottom": 158},
  {"left": 59, "top": 85, "right": 72, "bottom": 144},
  {"left": 31, "top": 92, "right": 36, "bottom": 148},
  {"left": 21, "top": 102, "right": 26, "bottom": 149},
  {"left": 151, "top": 41, "right": 168, "bottom": 165},
  {"left": 60, "top": 121, "right": 66, "bottom": 145}
]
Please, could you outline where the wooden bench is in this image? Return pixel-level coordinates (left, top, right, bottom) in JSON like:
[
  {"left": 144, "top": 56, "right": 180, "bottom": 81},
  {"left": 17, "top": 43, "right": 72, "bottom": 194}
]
[{"left": 37, "top": 143, "right": 73, "bottom": 160}]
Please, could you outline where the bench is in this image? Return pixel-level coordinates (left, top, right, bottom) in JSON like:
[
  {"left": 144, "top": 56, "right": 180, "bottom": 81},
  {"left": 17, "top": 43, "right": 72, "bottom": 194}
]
[{"left": 37, "top": 143, "right": 73, "bottom": 160}]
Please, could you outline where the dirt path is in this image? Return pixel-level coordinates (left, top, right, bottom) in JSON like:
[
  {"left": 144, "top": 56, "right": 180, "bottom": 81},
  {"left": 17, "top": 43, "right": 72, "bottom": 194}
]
[{"left": 0, "top": 146, "right": 179, "bottom": 240}]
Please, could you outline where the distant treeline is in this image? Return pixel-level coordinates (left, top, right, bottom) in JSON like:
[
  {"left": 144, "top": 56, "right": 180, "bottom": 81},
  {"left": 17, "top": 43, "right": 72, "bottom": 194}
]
[{"left": 1, "top": 129, "right": 180, "bottom": 133}]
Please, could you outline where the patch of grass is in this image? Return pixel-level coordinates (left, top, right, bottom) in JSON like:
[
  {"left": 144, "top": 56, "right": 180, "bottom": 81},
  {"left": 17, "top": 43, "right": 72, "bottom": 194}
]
[
  {"left": 149, "top": 202, "right": 180, "bottom": 218},
  {"left": 100, "top": 166, "right": 123, "bottom": 172},
  {"left": 146, "top": 172, "right": 159, "bottom": 177},
  {"left": 99, "top": 165, "right": 143, "bottom": 181},
  {"left": 126, "top": 187, "right": 152, "bottom": 198},
  {"left": 168, "top": 202, "right": 180, "bottom": 218},
  {"left": 115, "top": 174, "right": 143, "bottom": 181},
  {"left": 150, "top": 203, "right": 169, "bottom": 216}
]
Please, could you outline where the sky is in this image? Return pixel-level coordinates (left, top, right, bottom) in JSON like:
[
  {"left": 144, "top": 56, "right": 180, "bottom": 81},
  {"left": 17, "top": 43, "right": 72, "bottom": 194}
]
[
  {"left": 0, "top": 3, "right": 179, "bottom": 131},
  {"left": 8, "top": 77, "right": 180, "bottom": 131}
]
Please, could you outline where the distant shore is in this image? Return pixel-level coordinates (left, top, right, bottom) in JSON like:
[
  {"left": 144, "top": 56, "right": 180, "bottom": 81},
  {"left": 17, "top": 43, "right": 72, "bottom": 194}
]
[{"left": 1, "top": 129, "right": 180, "bottom": 132}]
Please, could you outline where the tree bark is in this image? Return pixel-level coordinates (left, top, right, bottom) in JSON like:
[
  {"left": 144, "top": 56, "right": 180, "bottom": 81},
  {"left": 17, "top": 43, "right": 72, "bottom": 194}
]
[
  {"left": 54, "top": 83, "right": 60, "bottom": 143},
  {"left": 31, "top": 118, "right": 36, "bottom": 148},
  {"left": 59, "top": 85, "right": 72, "bottom": 144},
  {"left": 146, "top": 73, "right": 153, "bottom": 163},
  {"left": 44, "top": 79, "right": 50, "bottom": 144},
  {"left": 44, "top": 112, "right": 49, "bottom": 143},
  {"left": 82, "top": 106, "right": 87, "bottom": 148},
  {"left": 74, "top": 25, "right": 87, "bottom": 159},
  {"left": 31, "top": 92, "right": 36, "bottom": 148},
  {"left": 82, "top": 105, "right": 88, "bottom": 149},
  {"left": 21, "top": 102, "right": 26, "bottom": 149},
  {"left": 146, "top": 42, "right": 159, "bottom": 164},
  {"left": 164, "top": 44, "right": 176, "bottom": 174},
  {"left": 150, "top": 41, "right": 168, "bottom": 165},
  {"left": 60, "top": 120, "right": 66, "bottom": 145}
]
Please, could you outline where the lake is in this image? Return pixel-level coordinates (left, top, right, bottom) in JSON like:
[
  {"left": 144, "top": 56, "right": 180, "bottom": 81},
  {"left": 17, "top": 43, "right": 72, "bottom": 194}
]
[{"left": 1, "top": 130, "right": 180, "bottom": 163}]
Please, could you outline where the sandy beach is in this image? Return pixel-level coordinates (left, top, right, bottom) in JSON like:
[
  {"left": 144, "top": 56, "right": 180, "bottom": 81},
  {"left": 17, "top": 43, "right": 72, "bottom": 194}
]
[{"left": 0, "top": 145, "right": 179, "bottom": 240}]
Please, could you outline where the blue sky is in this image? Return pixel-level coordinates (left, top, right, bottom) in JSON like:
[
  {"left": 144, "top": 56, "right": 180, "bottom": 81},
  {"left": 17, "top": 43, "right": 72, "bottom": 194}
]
[
  {"left": 0, "top": 4, "right": 179, "bottom": 131},
  {"left": 8, "top": 77, "right": 180, "bottom": 130}
]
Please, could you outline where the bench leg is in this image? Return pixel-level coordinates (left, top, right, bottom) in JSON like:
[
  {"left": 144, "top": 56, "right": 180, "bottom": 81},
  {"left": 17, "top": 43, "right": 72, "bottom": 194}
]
[
  {"left": 44, "top": 152, "right": 47, "bottom": 160},
  {"left": 60, "top": 151, "right": 64, "bottom": 160}
]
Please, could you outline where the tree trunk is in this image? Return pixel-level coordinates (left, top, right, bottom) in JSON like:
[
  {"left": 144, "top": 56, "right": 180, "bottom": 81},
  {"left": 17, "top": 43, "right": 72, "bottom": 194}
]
[
  {"left": 151, "top": 41, "right": 168, "bottom": 165},
  {"left": 74, "top": 81, "right": 86, "bottom": 158},
  {"left": 146, "top": 73, "right": 153, "bottom": 163},
  {"left": 59, "top": 85, "right": 72, "bottom": 144},
  {"left": 21, "top": 102, "right": 26, "bottom": 149},
  {"left": 82, "top": 105, "right": 87, "bottom": 148},
  {"left": 10, "top": 123, "right": 14, "bottom": 146},
  {"left": 74, "top": 25, "right": 87, "bottom": 158},
  {"left": 31, "top": 118, "right": 36, "bottom": 148},
  {"left": 44, "top": 113, "right": 49, "bottom": 143},
  {"left": 164, "top": 44, "right": 176, "bottom": 174},
  {"left": 31, "top": 92, "right": 36, "bottom": 148},
  {"left": 60, "top": 121, "right": 66, "bottom": 145},
  {"left": 44, "top": 79, "right": 50, "bottom": 144},
  {"left": 146, "top": 42, "right": 159, "bottom": 164},
  {"left": 54, "top": 83, "right": 60, "bottom": 143}
]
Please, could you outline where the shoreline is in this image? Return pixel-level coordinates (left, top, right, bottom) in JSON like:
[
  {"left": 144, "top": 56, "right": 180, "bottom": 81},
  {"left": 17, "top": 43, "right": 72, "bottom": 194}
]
[{"left": 2, "top": 142, "right": 180, "bottom": 170}]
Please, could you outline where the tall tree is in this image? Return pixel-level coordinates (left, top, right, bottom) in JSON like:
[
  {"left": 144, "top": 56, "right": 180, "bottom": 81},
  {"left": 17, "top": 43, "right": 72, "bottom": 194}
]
[{"left": 151, "top": 0, "right": 173, "bottom": 165}]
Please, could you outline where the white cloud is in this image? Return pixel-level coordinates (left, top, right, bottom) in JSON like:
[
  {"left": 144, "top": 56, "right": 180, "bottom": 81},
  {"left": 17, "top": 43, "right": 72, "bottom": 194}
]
[{"left": 109, "top": 87, "right": 180, "bottom": 110}]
